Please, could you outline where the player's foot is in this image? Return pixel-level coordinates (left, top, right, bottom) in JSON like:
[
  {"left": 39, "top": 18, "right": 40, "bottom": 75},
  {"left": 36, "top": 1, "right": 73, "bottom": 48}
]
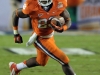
[{"left": 9, "top": 62, "right": 21, "bottom": 75}]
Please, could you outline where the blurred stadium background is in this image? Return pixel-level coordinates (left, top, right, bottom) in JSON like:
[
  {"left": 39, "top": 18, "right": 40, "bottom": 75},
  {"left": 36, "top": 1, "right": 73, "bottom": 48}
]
[{"left": 0, "top": 0, "right": 100, "bottom": 75}]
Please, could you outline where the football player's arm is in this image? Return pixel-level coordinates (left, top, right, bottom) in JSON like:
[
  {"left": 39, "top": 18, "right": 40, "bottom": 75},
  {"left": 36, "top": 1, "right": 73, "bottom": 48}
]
[
  {"left": 12, "top": 8, "right": 29, "bottom": 43},
  {"left": 60, "top": 9, "right": 71, "bottom": 31},
  {"left": 12, "top": 8, "right": 29, "bottom": 33}
]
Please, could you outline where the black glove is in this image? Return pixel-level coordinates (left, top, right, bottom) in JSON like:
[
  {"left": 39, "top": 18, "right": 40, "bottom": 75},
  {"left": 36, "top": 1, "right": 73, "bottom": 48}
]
[{"left": 14, "top": 34, "right": 23, "bottom": 43}]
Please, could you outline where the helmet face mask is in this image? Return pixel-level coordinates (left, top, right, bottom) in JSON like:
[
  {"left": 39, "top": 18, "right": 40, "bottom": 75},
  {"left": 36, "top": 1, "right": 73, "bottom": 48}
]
[{"left": 38, "top": 0, "right": 53, "bottom": 6}]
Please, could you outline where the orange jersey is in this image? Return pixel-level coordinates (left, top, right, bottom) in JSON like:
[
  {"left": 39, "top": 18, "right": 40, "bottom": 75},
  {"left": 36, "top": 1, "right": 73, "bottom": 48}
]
[{"left": 22, "top": 0, "right": 67, "bottom": 36}]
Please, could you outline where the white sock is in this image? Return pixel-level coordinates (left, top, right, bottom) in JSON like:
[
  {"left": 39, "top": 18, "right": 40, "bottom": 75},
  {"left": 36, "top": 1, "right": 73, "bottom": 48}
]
[{"left": 16, "top": 62, "right": 27, "bottom": 70}]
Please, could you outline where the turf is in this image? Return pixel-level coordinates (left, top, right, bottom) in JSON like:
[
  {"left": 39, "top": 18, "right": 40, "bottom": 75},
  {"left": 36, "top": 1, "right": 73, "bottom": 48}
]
[{"left": 0, "top": 33, "right": 100, "bottom": 75}]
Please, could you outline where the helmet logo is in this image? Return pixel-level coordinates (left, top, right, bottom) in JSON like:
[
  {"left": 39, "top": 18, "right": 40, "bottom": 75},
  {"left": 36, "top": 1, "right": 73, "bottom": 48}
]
[
  {"left": 57, "top": 2, "right": 63, "bottom": 8},
  {"left": 38, "top": 13, "right": 43, "bottom": 17}
]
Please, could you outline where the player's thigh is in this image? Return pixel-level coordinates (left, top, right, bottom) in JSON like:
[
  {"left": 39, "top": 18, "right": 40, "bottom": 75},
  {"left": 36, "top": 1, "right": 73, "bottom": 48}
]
[
  {"left": 52, "top": 48, "right": 69, "bottom": 64},
  {"left": 35, "top": 37, "right": 69, "bottom": 65},
  {"left": 36, "top": 48, "right": 49, "bottom": 66}
]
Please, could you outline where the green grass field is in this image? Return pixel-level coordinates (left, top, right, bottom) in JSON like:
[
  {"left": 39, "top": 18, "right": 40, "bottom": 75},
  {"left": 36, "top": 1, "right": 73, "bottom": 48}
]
[{"left": 0, "top": 32, "right": 100, "bottom": 75}]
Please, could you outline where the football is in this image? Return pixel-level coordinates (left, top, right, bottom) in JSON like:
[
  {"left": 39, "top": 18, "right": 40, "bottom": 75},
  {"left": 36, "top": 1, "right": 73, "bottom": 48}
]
[{"left": 51, "top": 16, "right": 65, "bottom": 27}]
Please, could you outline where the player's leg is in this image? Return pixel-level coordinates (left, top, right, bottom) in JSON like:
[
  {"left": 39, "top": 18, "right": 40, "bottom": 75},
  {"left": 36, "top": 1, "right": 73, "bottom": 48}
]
[
  {"left": 35, "top": 36, "right": 76, "bottom": 75},
  {"left": 20, "top": 48, "right": 49, "bottom": 68},
  {"left": 62, "top": 63, "right": 76, "bottom": 75},
  {"left": 49, "top": 48, "right": 76, "bottom": 75},
  {"left": 9, "top": 57, "right": 39, "bottom": 75},
  {"left": 22, "top": 48, "right": 49, "bottom": 67},
  {"left": 48, "top": 46, "right": 76, "bottom": 75},
  {"left": 9, "top": 61, "right": 27, "bottom": 75},
  {"left": 9, "top": 48, "right": 49, "bottom": 75},
  {"left": 35, "top": 47, "right": 49, "bottom": 66}
]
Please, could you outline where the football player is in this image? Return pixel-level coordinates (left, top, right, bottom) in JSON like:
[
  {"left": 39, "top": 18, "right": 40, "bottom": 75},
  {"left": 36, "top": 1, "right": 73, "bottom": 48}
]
[{"left": 9, "top": 0, "right": 76, "bottom": 75}]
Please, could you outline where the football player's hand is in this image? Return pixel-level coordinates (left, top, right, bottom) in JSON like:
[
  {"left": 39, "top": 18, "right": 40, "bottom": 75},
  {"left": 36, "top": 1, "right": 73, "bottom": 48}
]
[
  {"left": 50, "top": 20, "right": 64, "bottom": 33},
  {"left": 54, "top": 25, "right": 63, "bottom": 32},
  {"left": 14, "top": 34, "right": 23, "bottom": 43},
  {"left": 49, "top": 16, "right": 65, "bottom": 33}
]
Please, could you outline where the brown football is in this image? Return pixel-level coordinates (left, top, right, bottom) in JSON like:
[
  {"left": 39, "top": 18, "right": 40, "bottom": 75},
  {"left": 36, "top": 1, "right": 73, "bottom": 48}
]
[{"left": 51, "top": 16, "right": 65, "bottom": 27}]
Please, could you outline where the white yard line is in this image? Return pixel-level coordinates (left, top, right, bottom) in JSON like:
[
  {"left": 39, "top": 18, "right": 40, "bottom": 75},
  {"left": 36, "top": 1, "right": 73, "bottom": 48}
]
[{"left": 5, "top": 48, "right": 95, "bottom": 55}]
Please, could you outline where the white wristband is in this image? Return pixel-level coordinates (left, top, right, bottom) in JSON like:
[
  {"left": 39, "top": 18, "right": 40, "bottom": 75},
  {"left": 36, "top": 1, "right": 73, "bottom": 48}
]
[{"left": 13, "top": 30, "right": 18, "bottom": 34}]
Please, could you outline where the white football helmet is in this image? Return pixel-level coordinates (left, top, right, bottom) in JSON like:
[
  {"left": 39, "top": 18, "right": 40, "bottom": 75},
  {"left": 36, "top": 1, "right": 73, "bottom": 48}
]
[{"left": 38, "top": 0, "right": 53, "bottom": 6}]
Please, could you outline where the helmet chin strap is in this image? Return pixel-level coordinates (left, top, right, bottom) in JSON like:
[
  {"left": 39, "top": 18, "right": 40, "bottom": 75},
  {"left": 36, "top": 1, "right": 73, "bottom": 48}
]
[
  {"left": 42, "top": 3, "right": 53, "bottom": 12},
  {"left": 43, "top": 6, "right": 49, "bottom": 10}
]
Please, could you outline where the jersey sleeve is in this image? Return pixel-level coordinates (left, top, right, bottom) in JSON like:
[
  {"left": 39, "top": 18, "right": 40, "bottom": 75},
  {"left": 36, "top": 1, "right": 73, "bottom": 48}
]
[
  {"left": 62, "top": 25, "right": 68, "bottom": 31},
  {"left": 57, "top": 0, "right": 67, "bottom": 7},
  {"left": 22, "top": 0, "right": 38, "bottom": 15}
]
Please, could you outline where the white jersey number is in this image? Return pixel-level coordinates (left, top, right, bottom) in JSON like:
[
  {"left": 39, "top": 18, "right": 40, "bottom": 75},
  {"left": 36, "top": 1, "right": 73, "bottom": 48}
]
[{"left": 38, "top": 19, "right": 48, "bottom": 28}]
